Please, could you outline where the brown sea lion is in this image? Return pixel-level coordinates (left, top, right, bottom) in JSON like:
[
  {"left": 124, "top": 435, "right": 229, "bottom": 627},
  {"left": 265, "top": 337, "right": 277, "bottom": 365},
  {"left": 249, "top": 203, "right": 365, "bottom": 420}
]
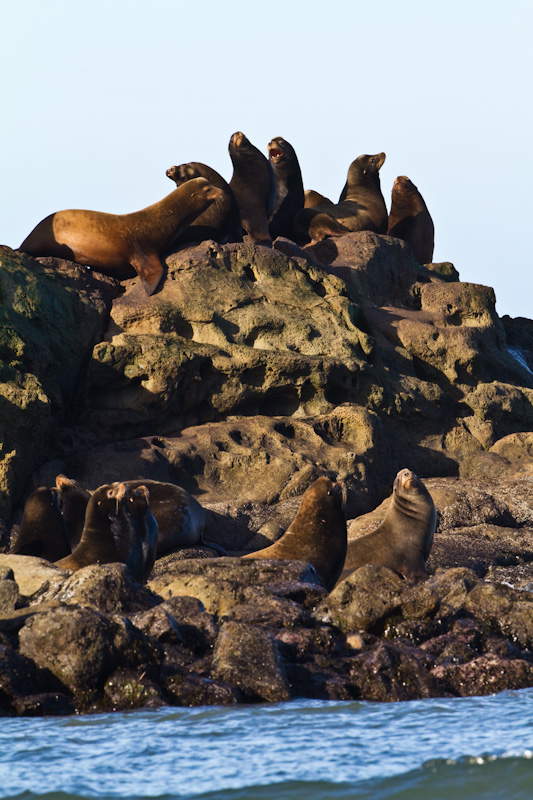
[
  {"left": 387, "top": 175, "right": 435, "bottom": 264},
  {"left": 10, "top": 487, "right": 71, "bottom": 561},
  {"left": 166, "top": 162, "right": 242, "bottom": 244},
  {"left": 229, "top": 131, "right": 276, "bottom": 244},
  {"left": 55, "top": 474, "right": 91, "bottom": 550},
  {"left": 340, "top": 469, "right": 436, "bottom": 584},
  {"left": 56, "top": 483, "right": 157, "bottom": 583},
  {"left": 294, "top": 153, "right": 387, "bottom": 239},
  {"left": 293, "top": 210, "right": 351, "bottom": 245},
  {"left": 267, "top": 137, "right": 305, "bottom": 240},
  {"left": 304, "top": 189, "right": 333, "bottom": 208},
  {"left": 243, "top": 476, "right": 347, "bottom": 592},
  {"left": 19, "top": 178, "right": 223, "bottom": 295},
  {"left": 112, "top": 479, "right": 225, "bottom": 557}
]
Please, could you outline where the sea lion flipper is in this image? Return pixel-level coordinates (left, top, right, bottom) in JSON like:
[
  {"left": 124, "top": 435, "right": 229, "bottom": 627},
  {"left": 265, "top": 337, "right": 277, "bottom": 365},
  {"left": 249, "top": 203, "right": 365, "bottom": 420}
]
[{"left": 130, "top": 253, "right": 164, "bottom": 296}]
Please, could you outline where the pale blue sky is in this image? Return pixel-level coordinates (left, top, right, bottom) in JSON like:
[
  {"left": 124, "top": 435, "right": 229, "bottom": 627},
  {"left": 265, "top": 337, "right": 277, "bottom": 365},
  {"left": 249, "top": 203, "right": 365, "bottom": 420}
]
[{"left": 2, "top": 0, "right": 531, "bottom": 318}]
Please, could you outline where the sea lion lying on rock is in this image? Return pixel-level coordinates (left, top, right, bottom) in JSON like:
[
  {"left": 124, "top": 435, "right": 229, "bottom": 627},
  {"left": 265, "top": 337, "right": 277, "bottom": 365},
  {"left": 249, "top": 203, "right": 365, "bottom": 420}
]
[{"left": 19, "top": 178, "right": 223, "bottom": 295}]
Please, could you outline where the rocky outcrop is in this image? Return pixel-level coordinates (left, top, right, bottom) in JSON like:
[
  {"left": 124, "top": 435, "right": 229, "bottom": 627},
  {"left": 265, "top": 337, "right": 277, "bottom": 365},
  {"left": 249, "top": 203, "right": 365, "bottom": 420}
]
[{"left": 4, "top": 227, "right": 533, "bottom": 713}]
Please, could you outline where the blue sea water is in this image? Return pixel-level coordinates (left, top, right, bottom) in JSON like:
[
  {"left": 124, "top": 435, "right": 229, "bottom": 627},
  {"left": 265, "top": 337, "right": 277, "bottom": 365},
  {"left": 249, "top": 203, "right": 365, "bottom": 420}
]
[{"left": 2, "top": 690, "right": 533, "bottom": 800}]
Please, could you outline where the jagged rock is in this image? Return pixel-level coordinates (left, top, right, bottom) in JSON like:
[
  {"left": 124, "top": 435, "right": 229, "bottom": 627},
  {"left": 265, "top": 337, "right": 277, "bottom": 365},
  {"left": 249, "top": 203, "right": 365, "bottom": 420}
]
[
  {"left": 0, "top": 555, "right": 68, "bottom": 599},
  {"left": 432, "top": 655, "right": 533, "bottom": 697},
  {"left": 12, "top": 693, "right": 76, "bottom": 717},
  {"left": 0, "top": 572, "right": 18, "bottom": 613},
  {"left": 147, "top": 557, "right": 323, "bottom": 616},
  {"left": 162, "top": 673, "right": 240, "bottom": 706},
  {"left": 132, "top": 596, "right": 218, "bottom": 655},
  {"left": 0, "top": 644, "right": 60, "bottom": 713},
  {"left": 103, "top": 668, "right": 167, "bottom": 711},
  {"left": 347, "top": 641, "right": 440, "bottom": 702},
  {"left": 316, "top": 565, "right": 405, "bottom": 632},
  {"left": 211, "top": 621, "right": 291, "bottom": 702},
  {"left": 0, "top": 247, "right": 118, "bottom": 518},
  {"left": 35, "top": 563, "right": 160, "bottom": 613}
]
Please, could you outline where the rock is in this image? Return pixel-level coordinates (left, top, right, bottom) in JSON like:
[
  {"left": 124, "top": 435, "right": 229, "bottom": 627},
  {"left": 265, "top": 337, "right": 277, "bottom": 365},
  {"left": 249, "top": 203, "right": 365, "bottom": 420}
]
[
  {"left": 12, "top": 693, "right": 76, "bottom": 717},
  {"left": 0, "top": 247, "right": 118, "bottom": 518},
  {"left": 0, "top": 555, "right": 68, "bottom": 599},
  {"left": 0, "top": 644, "right": 58, "bottom": 713},
  {"left": 211, "top": 621, "right": 291, "bottom": 703},
  {"left": 347, "top": 641, "right": 440, "bottom": 702},
  {"left": 432, "top": 655, "right": 533, "bottom": 697},
  {"left": 36, "top": 563, "right": 160, "bottom": 613},
  {"left": 163, "top": 673, "right": 240, "bottom": 706},
  {"left": 103, "top": 668, "right": 167, "bottom": 711},
  {"left": 132, "top": 596, "right": 218, "bottom": 655},
  {"left": 315, "top": 565, "right": 405, "bottom": 632}
]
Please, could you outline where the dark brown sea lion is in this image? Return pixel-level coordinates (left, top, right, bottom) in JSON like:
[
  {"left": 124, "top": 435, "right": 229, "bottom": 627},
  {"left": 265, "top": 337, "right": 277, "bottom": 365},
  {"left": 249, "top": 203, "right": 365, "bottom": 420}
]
[
  {"left": 55, "top": 474, "right": 91, "bottom": 550},
  {"left": 304, "top": 190, "right": 333, "bottom": 208},
  {"left": 387, "top": 175, "right": 435, "bottom": 264},
  {"left": 10, "top": 487, "right": 71, "bottom": 561},
  {"left": 114, "top": 479, "right": 219, "bottom": 557},
  {"left": 293, "top": 210, "right": 351, "bottom": 245},
  {"left": 267, "top": 137, "right": 305, "bottom": 240},
  {"left": 340, "top": 469, "right": 436, "bottom": 584},
  {"left": 55, "top": 483, "right": 157, "bottom": 583},
  {"left": 229, "top": 131, "right": 276, "bottom": 244},
  {"left": 19, "top": 178, "right": 223, "bottom": 295},
  {"left": 166, "top": 162, "right": 242, "bottom": 244},
  {"left": 242, "top": 476, "right": 347, "bottom": 592},
  {"left": 293, "top": 153, "right": 387, "bottom": 239}
]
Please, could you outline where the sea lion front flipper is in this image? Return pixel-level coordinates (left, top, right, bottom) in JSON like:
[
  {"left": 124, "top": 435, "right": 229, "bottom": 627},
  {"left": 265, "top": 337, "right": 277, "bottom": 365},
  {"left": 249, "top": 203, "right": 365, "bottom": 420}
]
[{"left": 130, "top": 252, "right": 165, "bottom": 296}]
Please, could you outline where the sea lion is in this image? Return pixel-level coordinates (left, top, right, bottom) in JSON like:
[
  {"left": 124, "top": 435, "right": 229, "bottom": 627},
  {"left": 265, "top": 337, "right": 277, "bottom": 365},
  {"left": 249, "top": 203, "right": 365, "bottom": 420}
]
[
  {"left": 387, "top": 175, "right": 435, "bottom": 264},
  {"left": 304, "top": 189, "right": 333, "bottom": 208},
  {"left": 293, "top": 210, "right": 350, "bottom": 245},
  {"left": 243, "top": 476, "right": 347, "bottom": 592},
  {"left": 56, "top": 483, "right": 157, "bottom": 583},
  {"left": 113, "top": 479, "right": 217, "bottom": 557},
  {"left": 10, "top": 487, "right": 71, "bottom": 561},
  {"left": 19, "top": 178, "right": 223, "bottom": 295},
  {"left": 228, "top": 131, "right": 276, "bottom": 244},
  {"left": 340, "top": 469, "right": 436, "bottom": 584},
  {"left": 267, "top": 137, "right": 305, "bottom": 240},
  {"left": 55, "top": 474, "right": 91, "bottom": 550},
  {"left": 293, "top": 153, "right": 387, "bottom": 239},
  {"left": 166, "top": 162, "right": 242, "bottom": 244}
]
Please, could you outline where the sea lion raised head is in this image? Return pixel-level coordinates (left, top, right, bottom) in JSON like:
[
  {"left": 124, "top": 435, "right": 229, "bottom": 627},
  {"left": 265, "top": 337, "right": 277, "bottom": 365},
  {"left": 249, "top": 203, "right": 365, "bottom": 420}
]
[
  {"left": 229, "top": 132, "right": 276, "bottom": 244},
  {"left": 55, "top": 474, "right": 91, "bottom": 550},
  {"left": 10, "top": 486, "right": 71, "bottom": 561},
  {"left": 267, "top": 136, "right": 305, "bottom": 240},
  {"left": 242, "top": 476, "right": 347, "bottom": 592},
  {"left": 165, "top": 162, "right": 242, "bottom": 244},
  {"left": 387, "top": 175, "right": 435, "bottom": 264},
  {"left": 340, "top": 468, "right": 436, "bottom": 584}
]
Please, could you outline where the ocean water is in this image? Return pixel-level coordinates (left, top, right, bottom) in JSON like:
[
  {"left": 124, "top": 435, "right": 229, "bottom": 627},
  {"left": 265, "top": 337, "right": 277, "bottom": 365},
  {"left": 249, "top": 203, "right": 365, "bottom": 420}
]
[{"left": 2, "top": 689, "right": 533, "bottom": 800}]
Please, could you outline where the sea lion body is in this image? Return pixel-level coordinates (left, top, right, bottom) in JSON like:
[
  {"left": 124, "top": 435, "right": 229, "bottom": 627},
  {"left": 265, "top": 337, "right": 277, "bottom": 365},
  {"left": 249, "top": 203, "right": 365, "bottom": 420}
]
[
  {"left": 267, "top": 137, "right": 305, "bottom": 240},
  {"left": 293, "top": 209, "right": 350, "bottom": 244},
  {"left": 341, "top": 469, "right": 436, "bottom": 583},
  {"left": 243, "top": 476, "right": 347, "bottom": 591},
  {"left": 229, "top": 131, "right": 276, "bottom": 244},
  {"left": 55, "top": 474, "right": 91, "bottom": 550},
  {"left": 304, "top": 190, "right": 333, "bottom": 208},
  {"left": 56, "top": 483, "right": 156, "bottom": 582},
  {"left": 294, "top": 153, "right": 387, "bottom": 240},
  {"left": 116, "top": 479, "right": 208, "bottom": 557},
  {"left": 387, "top": 175, "right": 435, "bottom": 264},
  {"left": 166, "top": 162, "right": 242, "bottom": 244},
  {"left": 20, "top": 178, "right": 223, "bottom": 295},
  {"left": 10, "top": 487, "right": 71, "bottom": 561}
]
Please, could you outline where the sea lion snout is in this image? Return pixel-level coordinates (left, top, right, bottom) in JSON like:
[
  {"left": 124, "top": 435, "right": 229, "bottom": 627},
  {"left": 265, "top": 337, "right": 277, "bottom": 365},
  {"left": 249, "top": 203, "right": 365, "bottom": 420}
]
[{"left": 230, "top": 131, "right": 246, "bottom": 149}]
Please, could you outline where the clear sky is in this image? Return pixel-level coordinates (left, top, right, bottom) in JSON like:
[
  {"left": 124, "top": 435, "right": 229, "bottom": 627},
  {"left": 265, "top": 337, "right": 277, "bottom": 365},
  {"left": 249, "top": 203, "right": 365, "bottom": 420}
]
[{"left": 2, "top": 1, "right": 531, "bottom": 319}]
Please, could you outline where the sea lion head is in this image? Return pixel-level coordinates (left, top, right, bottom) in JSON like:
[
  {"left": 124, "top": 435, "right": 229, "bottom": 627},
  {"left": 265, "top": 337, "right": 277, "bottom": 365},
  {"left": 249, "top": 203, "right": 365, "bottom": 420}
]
[
  {"left": 393, "top": 468, "right": 436, "bottom": 523},
  {"left": 392, "top": 175, "right": 418, "bottom": 199},
  {"left": 166, "top": 164, "right": 202, "bottom": 185},
  {"left": 346, "top": 152, "right": 386, "bottom": 186},
  {"left": 268, "top": 136, "right": 299, "bottom": 178},
  {"left": 184, "top": 176, "right": 223, "bottom": 204},
  {"left": 229, "top": 131, "right": 248, "bottom": 151}
]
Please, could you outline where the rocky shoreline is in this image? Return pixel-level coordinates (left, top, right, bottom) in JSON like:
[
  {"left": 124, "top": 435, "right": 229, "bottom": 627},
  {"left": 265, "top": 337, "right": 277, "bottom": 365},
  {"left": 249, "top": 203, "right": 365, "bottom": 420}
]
[{"left": 3, "top": 232, "right": 533, "bottom": 715}]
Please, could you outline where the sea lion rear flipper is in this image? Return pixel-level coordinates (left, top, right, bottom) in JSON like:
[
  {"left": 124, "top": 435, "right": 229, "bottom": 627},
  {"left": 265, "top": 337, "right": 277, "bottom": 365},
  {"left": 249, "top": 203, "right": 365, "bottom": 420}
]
[{"left": 130, "top": 253, "right": 165, "bottom": 295}]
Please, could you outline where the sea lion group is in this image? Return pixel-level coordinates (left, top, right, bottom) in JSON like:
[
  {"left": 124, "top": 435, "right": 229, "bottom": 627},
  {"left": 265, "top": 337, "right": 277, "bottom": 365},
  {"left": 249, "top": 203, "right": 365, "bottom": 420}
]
[
  {"left": 10, "top": 468, "right": 436, "bottom": 591},
  {"left": 19, "top": 132, "right": 434, "bottom": 295},
  {"left": 14, "top": 130, "right": 439, "bottom": 588}
]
